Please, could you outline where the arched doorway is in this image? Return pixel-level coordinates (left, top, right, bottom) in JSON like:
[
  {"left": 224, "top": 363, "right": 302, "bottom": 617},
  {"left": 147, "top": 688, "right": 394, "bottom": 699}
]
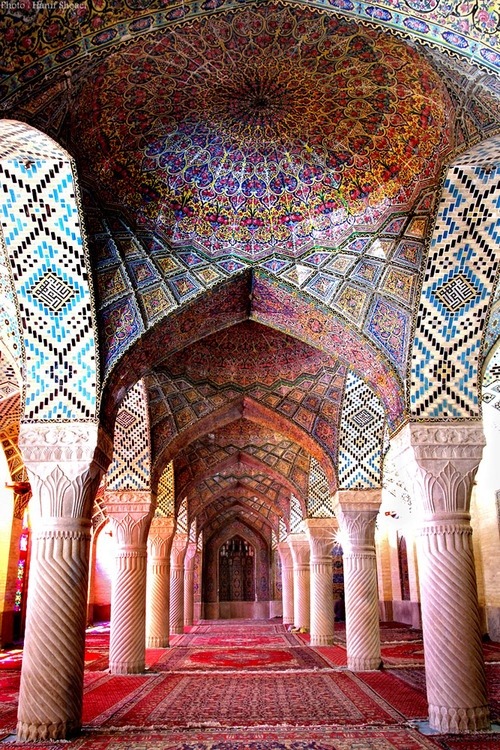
[{"left": 219, "top": 535, "right": 255, "bottom": 603}]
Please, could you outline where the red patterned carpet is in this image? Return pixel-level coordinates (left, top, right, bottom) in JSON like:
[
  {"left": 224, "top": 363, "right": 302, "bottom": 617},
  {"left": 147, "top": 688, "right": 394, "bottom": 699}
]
[{"left": 1, "top": 619, "right": 500, "bottom": 749}]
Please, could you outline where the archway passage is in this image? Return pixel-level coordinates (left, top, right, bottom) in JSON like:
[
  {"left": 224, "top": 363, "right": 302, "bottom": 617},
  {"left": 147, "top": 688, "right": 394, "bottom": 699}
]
[{"left": 218, "top": 535, "right": 255, "bottom": 603}]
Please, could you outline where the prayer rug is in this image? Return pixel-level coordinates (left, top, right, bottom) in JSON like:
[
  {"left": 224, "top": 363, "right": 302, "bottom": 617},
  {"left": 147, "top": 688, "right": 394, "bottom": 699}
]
[
  {"left": 356, "top": 670, "right": 428, "bottom": 719},
  {"left": 82, "top": 674, "right": 156, "bottom": 725},
  {"left": 313, "top": 645, "right": 348, "bottom": 667},
  {"left": 0, "top": 649, "right": 22, "bottom": 670},
  {"left": 151, "top": 646, "right": 331, "bottom": 671},
  {"left": 174, "top": 633, "right": 298, "bottom": 647},
  {"left": 102, "top": 671, "right": 403, "bottom": 728},
  {"left": 486, "top": 663, "right": 500, "bottom": 720},
  {"left": 7, "top": 725, "right": 444, "bottom": 750},
  {"left": 0, "top": 672, "right": 20, "bottom": 729},
  {"left": 381, "top": 642, "right": 425, "bottom": 665},
  {"left": 386, "top": 666, "right": 427, "bottom": 693},
  {"left": 436, "top": 734, "right": 500, "bottom": 749}
]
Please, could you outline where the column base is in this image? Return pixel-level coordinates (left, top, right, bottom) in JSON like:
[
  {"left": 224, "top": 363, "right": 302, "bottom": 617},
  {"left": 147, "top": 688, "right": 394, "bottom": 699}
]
[
  {"left": 170, "top": 626, "right": 184, "bottom": 634},
  {"left": 109, "top": 660, "right": 145, "bottom": 674},
  {"left": 310, "top": 634, "right": 334, "bottom": 646},
  {"left": 146, "top": 636, "right": 169, "bottom": 648},
  {"left": 429, "top": 703, "right": 490, "bottom": 733},
  {"left": 17, "top": 719, "right": 79, "bottom": 742},
  {"left": 348, "top": 656, "right": 382, "bottom": 671}
]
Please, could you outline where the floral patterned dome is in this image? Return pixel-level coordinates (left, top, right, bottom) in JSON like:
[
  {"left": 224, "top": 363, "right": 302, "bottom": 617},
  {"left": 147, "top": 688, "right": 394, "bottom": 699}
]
[{"left": 75, "top": 3, "right": 453, "bottom": 258}]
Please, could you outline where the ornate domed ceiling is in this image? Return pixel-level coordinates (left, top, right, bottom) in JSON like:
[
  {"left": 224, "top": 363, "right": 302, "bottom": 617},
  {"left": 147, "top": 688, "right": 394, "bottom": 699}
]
[{"left": 72, "top": 4, "right": 454, "bottom": 258}]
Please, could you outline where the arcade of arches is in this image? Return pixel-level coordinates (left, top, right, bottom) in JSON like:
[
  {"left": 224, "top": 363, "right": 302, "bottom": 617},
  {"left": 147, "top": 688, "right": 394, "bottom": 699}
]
[{"left": 0, "top": 0, "right": 500, "bottom": 743}]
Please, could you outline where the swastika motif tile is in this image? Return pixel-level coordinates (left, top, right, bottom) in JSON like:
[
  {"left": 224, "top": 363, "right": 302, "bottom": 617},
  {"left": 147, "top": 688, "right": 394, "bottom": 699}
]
[
  {"left": 338, "top": 371, "right": 385, "bottom": 489},
  {"left": 411, "top": 139, "right": 500, "bottom": 419},
  {"left": 0, "top": 121, "right": 98, "bottom": 421},
  {"left": 290, "top": 493, "right": 304, "bottom": 533}
]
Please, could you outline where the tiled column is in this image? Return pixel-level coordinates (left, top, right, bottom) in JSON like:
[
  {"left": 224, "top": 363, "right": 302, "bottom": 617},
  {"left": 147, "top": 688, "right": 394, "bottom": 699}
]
[
  {"left": 393, "top": 422, "right": 489, "bottom": 733},
  {"left": 16, "top": 423, "right": 109, "bottom": 741},
  {"left": 334, "top": 489, "right": 382, "bottom": 671},
  {"left": 287, "top": 533, "right": 310, "bottom": 630},
  {"left": 107, "top": 492, "right": 154, "bottom": 674},
  {"left": 170, "top": 534, "right": 188, "bottom": 634},
  {"left": 304, "top": 518, "right": 338, "bottom": 646},
  {"left": 184, "top": 542, "right": 197, "bottom": 627},
  {"left": 146, "top": 517, "right": 175, "bottom": 648},
  {"left": 277, "top": 542, "right": 294, "bottom": 627}
]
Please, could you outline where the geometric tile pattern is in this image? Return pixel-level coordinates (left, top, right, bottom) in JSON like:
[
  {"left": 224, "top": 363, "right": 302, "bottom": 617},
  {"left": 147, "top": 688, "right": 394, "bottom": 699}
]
[
  {"left": 149, "top": 328, "right": 347, "bottom": 467},
  {"left": 290, "top": 493, "right": 304, "bottom": 533},
  {"left": 176, "top": 497, "right": 188, "bottom": 535},
  {"left": 72, "top": 8, "right": 450, "bottom": 260},
  {"left": 307, "top": 457, "right": 334, "bottom": 518},
  {"left": 0, "top": 121, "right": 98, "bottom": 420},
  {"left": 1, "top": 0, "right": 499, "bottom": 114},
  {"left": 411, "top": 147, "right": 500, "bottom": 418},
  {"left": 338, "top": 371, "right": 385, "bottom": 489},
  {"left": 173, "top": 422, "right": 310, "bottom": 503},
  {"left": 481, "top": 345, "right": 500, "bottom": 416},
  {"left": 106, "top": 380, "right": 151, "bottom": 491},
  {"left": 155, "top": 461, "right": 175, "bottom": 518},
  {"left": 89, "top": 210, "right": 428, "bottom": 382}
]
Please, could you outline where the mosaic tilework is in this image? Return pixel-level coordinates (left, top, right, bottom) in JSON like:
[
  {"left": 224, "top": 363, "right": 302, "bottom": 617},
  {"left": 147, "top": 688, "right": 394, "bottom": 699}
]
[
  {"left": 0, "top": 121, "right": 98, "bottom": 421},
  {"left": 483, "top": 275, "right": 500, "bottom": 359},
  {"left": 0, "top": 241, "right": 23, "bottom": 393},
  {"left": 106, "top": 380, "right": 151, "bottom": 491},
  {"left": 91, "top": 210, "right": 425, "bottom": 386},
  {"left": 482, "top": 345, "right": 500, "bottom": 414},
  {"left": 196, "top": 494, "right": 280, "bottom": 539},
  {"left": 290, "top": 493, "right": 304, "bottom": 533},
  {"left": 155, "top": 461, "right": 175, "bottom": 518},
  {"left": 189, "top": 467, "right": 289, "bottom": 522},
  {"left": 148, "top": 327, "right": 346, "bottom": 467},
  {"left": 337, "top": 371, "right": 385, "bottom": 489},
  {"left": 1, "top": 0, "right": 498, "bottom": 107},
  {"left": 279, "top": 516, "right": 288, "bottom": 542},
  {"left": 411, "top": 142, "right": 500, "bottom": 419},
  {"left": 308, "top": 457, "right": 335, "bottom": 518},
  {"left": 174, "top": 422, "right": 310, "bottom": 503},
  {"left": 177, "top": 497, "right": 188, "bottom": 535}
]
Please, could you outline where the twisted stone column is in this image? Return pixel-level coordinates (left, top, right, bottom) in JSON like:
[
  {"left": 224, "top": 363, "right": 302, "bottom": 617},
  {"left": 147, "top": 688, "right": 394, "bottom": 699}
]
[
  {"left": 184, "top": 542, "right": 197, "bottom": 627},
  {"left": 170, "top": 534, "right": 188, "bottom": 634},
  {"left": 16, "top": 423, "right": 110, "bottom": 741},
  {"left": 304, "top": 518, "right": 338, "bottom": 646},
  {"left": 277, "top": 542, "right": 294, "bottom": 627},
  {"left": 146, "top": 517, "right": 175, "bottom": 648},
  {"left": 107, "top": 492, "right": 154, "bottom": 673},
  {"left": 334, "top": 489, "right": 382, "bottom": 671},
  {"left": 393, "top": 422, "right": 489, "bottom": 733},
  {"left": 287, "top": 534, "right": 310, "bottom": 630}
]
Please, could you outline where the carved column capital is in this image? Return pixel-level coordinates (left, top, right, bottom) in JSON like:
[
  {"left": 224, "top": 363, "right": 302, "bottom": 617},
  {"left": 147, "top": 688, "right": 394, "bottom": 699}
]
[
  {"left": 333, "top": 489, "right": 381, "bottom": 552},
  {"left": 391, "top": 421, "right": 485, "bottom": 515},
  {"left": 19, "top": 422, "right": 112, "bottom": 476},
  {"left": 18, "top": 422, "right": 111, "bottom": 523},
  {"left": 106, "top": 490, "right": 154, "bottom": 548},
  {"left": 287, "top": 533, "right": 310, "bottom": 566},
  {"left": 277, "top": 542, "right": 294, "bottom": 568},
  {"left": 184, "top": 541, "right": 197, "bottom": 569},
  {"left": 303, "top": 517, "right": 338, "bottom": 559},
  {"left": 171, "top": 534, "right": 189, "bottom": 566},
  {"left": 148, "top": 517, "right": 175, "bottom": 558}
]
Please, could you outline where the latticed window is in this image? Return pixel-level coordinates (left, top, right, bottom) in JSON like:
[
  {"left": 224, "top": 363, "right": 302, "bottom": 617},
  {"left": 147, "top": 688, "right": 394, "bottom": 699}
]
[{"left": 219, "top": 536, "right": 255, "bottom": 601}]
